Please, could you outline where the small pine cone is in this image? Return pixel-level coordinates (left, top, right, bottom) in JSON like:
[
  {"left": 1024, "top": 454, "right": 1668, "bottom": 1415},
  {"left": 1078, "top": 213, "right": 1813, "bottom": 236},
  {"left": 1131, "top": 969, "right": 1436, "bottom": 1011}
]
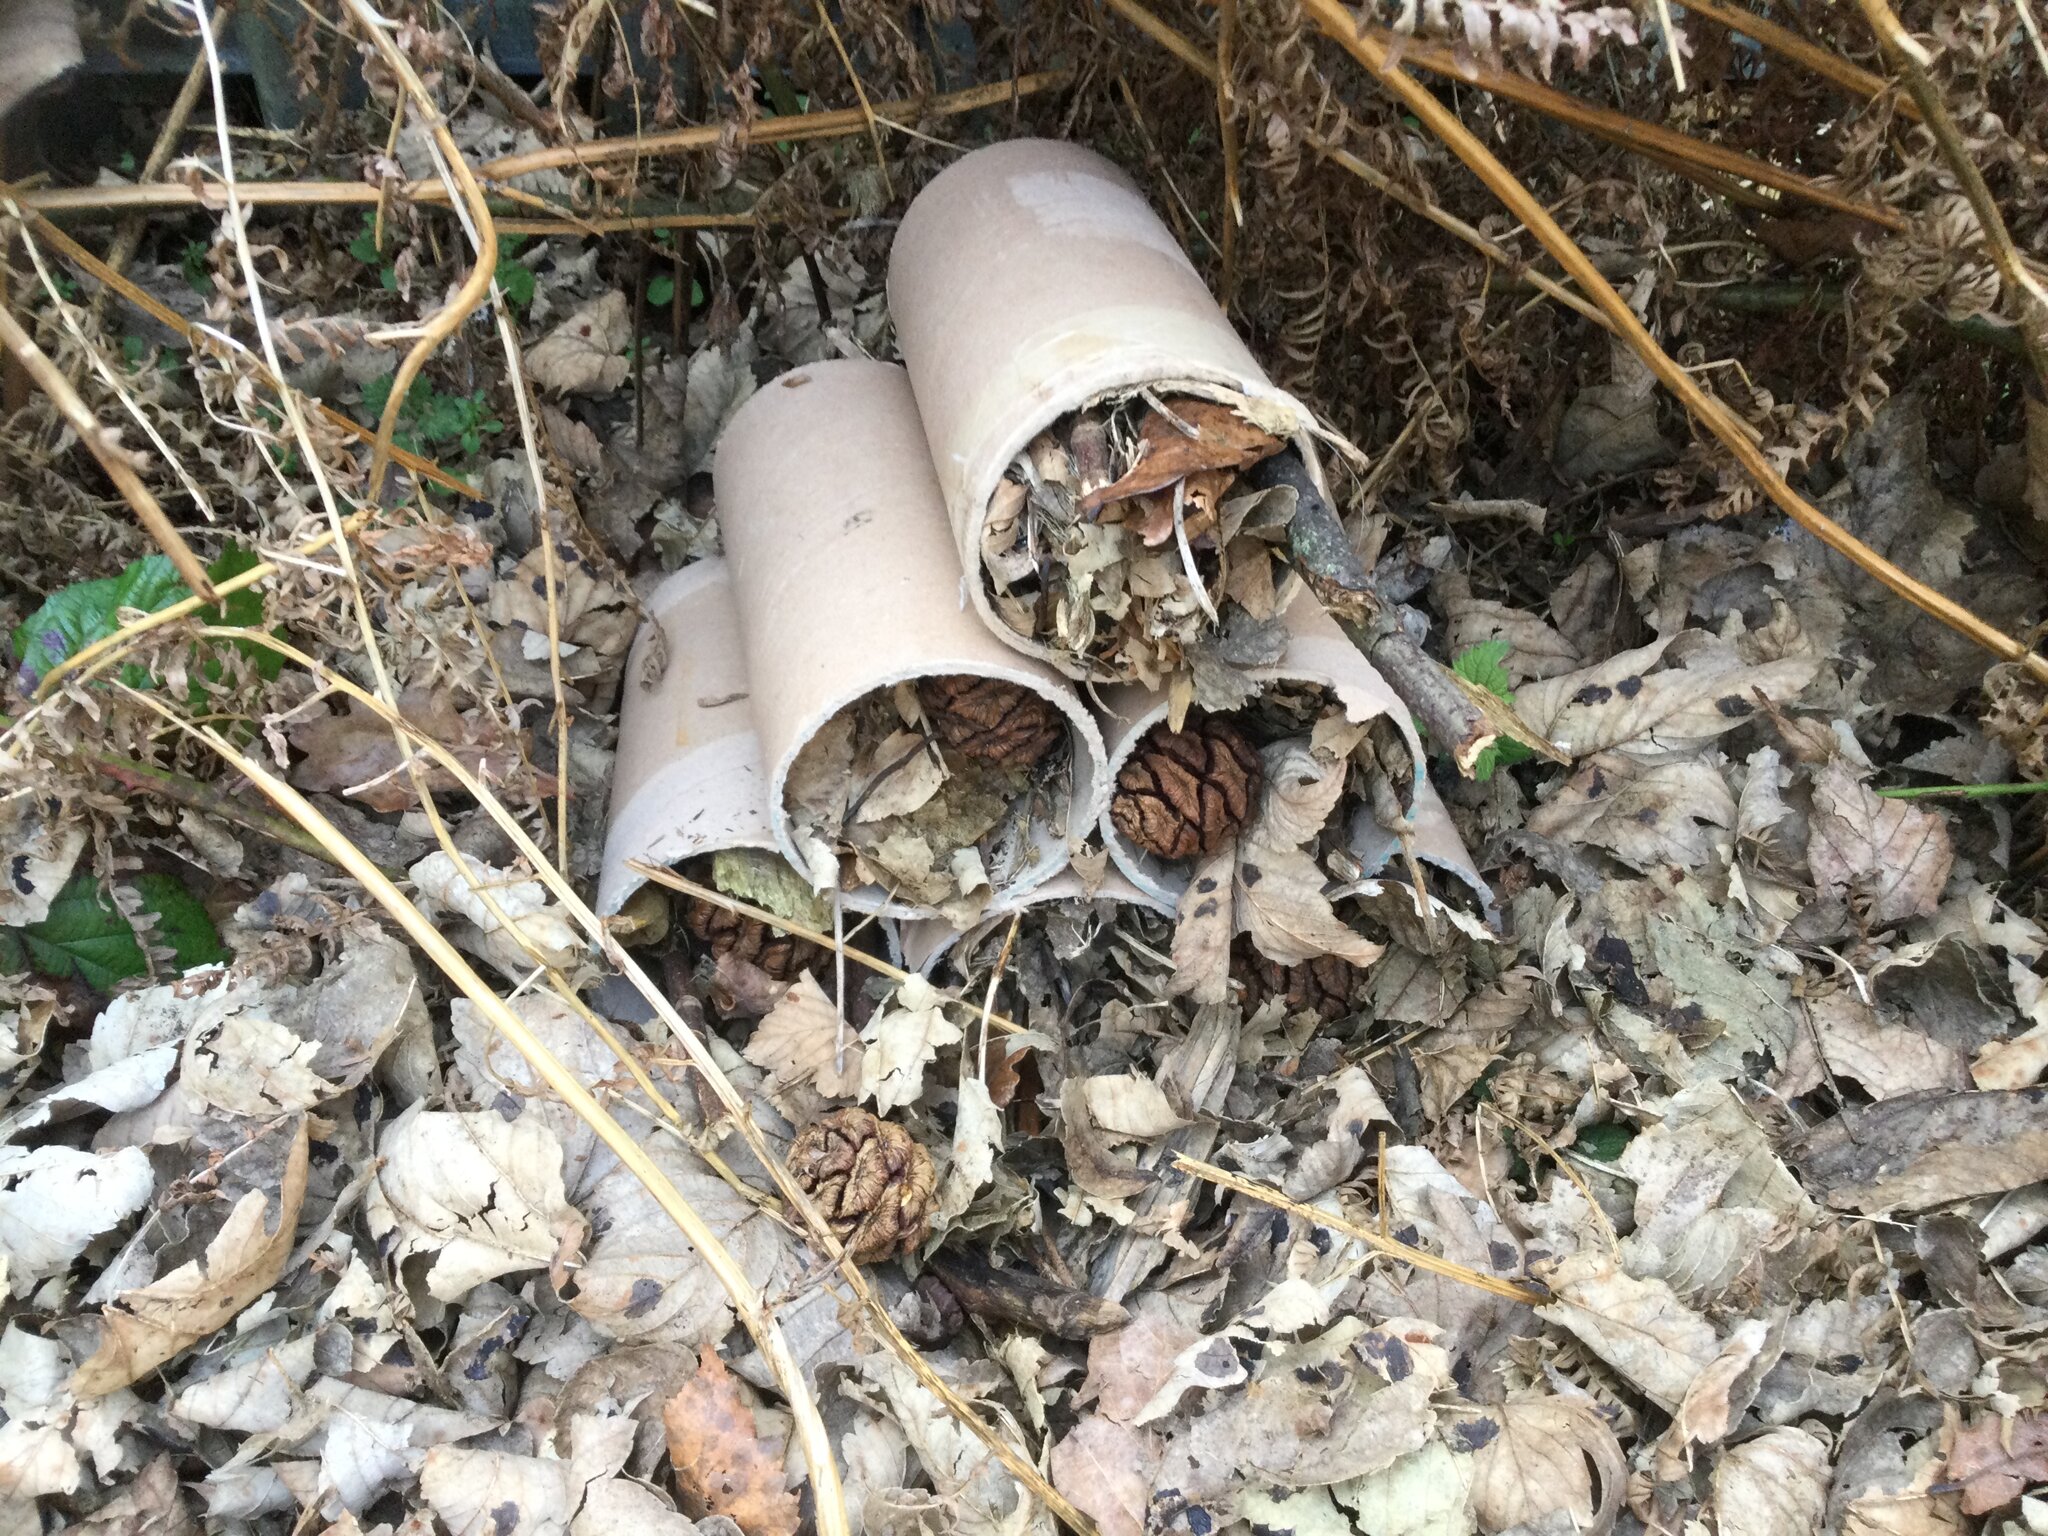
[
  {"left": 1110, "top": 715, "right": 1262, "bottom": 860},
  {"left": 919, "top": 675, "right": 1065, "bottom": 768},
  {"left": 790, "top": 1108, "right": 937, "bottom": 1263},
  {"left": 1231, "top": 941, "right": 1360, "bottom": 1023},
  {"left": 683, "top": 898, "right": 824, "bottom": 984}
]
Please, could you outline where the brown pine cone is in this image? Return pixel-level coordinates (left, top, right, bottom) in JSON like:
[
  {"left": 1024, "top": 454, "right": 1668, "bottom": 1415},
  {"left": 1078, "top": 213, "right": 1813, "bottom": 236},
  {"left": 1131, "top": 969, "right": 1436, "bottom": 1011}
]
[
  {"left": 1110, "top": 715, "right": 1262, "bottom": 860},
  {"left": 919, "top": 675, "right": 1065, "bottom": 769},
  {"left": 789, "top": 1108, "right": 937, "bottom": 1263},
  {"left": 683, "top": 898, "right": 825, "bottom": 984},
  {"left": 1231, "top": 941, "right": 1361, "bottom": 1023}
]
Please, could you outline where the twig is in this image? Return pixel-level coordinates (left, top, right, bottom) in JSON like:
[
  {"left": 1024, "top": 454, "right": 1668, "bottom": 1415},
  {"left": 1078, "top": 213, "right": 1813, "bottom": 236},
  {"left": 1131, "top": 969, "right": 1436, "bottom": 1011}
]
[
  {"left": 12, "top": 74, "right": 1070, "bottom": 216},
  {"left": 93, "top": 34, "right": 213, "bottom": 321},
  {"left": 0, "top": 304, "right": 218, "bottom": 601},
  {"left": 1877, "top": 780, "right": 2048, "bottom": 799},
  {"left": 338, "top": 0, "right": 497, "bottom": 506},
  {"left": 1099, "top": 0, "right": 1904, "bottom": 231},
  {"left": 1216, "top": 0, "right": 1241, "bottom": 306},
  {"left": 1681, "top": 0, "right": 1913, "bottom": 114},
  {"left": 811, "top": 0, "right": 894, "bottom": 201},
  {"left": 1651, "top": 0, "right": 1687, "bottom": 92},
  {"left": 629, "top": 862, "right": 1025, "bottom": 1037},
  {"left": 1173, "top": 1152, "right": 1547, "bottom": 1304},
  {"left": 1291, "top": 0, "right": 2048, "bottom": 687},
  {"left": 4, "top": 201, "right": 477, "bottom": 494},
  {"left": 1853, "top": 0, "right": 2048, "bottom": 390}
]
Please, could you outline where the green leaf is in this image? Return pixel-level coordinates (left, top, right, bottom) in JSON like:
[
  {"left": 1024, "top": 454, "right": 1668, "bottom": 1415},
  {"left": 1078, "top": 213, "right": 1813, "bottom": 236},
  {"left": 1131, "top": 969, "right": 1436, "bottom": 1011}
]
[
  {"left": 711, "top": 848, "right": 829, "bottom": 931},
  {"left": 11, "top": 545, "right": 277, "bottom": 688},
  {"left": 496, "top": 260, "right": 536, "bottom": 312},
  {"left": 1452, "top": 641, "right": 1536, "bottom": 782},
  {"left": 14, "top": 873, "right": 225, "bottom": 990},
  {"left": 348, "top": 219, "right": 382, "bottom": 266},
  {"left": 1452, "top": 639, "right": 1516, "bottom": 701},
  {"left": 647, "top": 274, "right": 675, "bottom": 307},
  {"left": 181, "top": 240, "right": 213, "bottom": 296},
  {"left": 1572, "top": 1122, "right": 1634, "bottom": 1163}
]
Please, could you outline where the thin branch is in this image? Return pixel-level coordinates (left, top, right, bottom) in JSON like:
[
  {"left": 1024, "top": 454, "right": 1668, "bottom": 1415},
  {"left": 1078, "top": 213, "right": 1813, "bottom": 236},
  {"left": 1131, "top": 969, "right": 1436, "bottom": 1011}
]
[
  {"left": 0, "top": 303, "right": 218, "bottom": 600},
  {"left": 1097, "top": 0, "right": 1904, "bottom": 231},
  {"left": 1216, "top": 0, "right": 1241, "bottom": 306},
  {"left": 1174, "top": 1153, "right": 1547, "bottom": 1304},
  {"left": 1853, "top": 0, "right": 2048, "bottom": 390},
  {"left": 1682, "top": 0, "right": 1913, "bottom": 115},
  {"left": 13, "top": 73, "right": 1070, "bottom": 216},
  {"left": 811, "top": 0, "right": 894, "bottom": 201},
  {"left": 1290, "top": 0, "right": 2048, "bottom": 687}
]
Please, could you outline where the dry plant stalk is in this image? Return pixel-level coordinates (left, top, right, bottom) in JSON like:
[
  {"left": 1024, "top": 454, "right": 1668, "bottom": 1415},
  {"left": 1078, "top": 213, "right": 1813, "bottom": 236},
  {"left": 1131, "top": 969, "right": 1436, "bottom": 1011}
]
[
  {"left": 0, "top": 303, "right": 217, "bottom": 600},
  {"left": 1853, "top": 0, "right": 2048, "bottom": 389},
  {"left": 1682, "top": 0, "right": 1913, "bottom": 114},
  {"left": 1253, "top": 0, "right": 2048, "bottom": 688},
  {"left": 14, "top": 73, "right": 1070, "bottom": 216}
]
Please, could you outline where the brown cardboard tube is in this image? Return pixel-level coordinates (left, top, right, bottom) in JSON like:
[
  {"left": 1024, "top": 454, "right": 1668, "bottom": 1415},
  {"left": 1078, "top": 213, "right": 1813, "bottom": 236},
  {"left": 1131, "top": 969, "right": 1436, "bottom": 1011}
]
[
  {"left": 1096, "top": 596, "right": 1478, "bottom": 909},
  {"left": 888, "top": 138, "right": 1320, "bottom": 680},
  {"left": 715, "top": 359, "right": 1108, "bottom": 918},
  {"left": 597, "top": 557, "right": 778, "bottom": 917}
]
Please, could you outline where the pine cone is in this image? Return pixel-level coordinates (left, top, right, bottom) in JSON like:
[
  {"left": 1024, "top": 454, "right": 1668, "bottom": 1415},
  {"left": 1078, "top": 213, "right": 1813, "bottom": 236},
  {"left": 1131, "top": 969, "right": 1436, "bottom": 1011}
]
[
  {"left": 919, "top": 675, "right": 1065, "bottom": 768},
  {"left": 683, "top": 898, "right": 825, "bottom": 984},
  {"left": 1110, "top": 715, "right": 1262, "bottom": 860},
  {"left": 790, "top": 1108, "right": 937, "bottom": 1263},
  {"left": 1231, "top": 940, "right": 1361, "bottom": 1023}
]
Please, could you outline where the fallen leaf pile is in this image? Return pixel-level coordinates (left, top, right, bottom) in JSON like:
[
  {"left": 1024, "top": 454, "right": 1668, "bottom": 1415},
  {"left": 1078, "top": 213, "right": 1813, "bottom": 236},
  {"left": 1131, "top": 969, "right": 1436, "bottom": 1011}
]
[{"left": 7, "top": 10, "right": 2048, "bottom": 1536}]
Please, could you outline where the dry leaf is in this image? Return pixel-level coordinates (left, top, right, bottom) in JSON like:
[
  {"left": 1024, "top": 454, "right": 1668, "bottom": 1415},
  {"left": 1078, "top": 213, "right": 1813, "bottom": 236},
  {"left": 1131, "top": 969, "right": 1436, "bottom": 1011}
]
[
  {"left": 1080, "top": 1074, "right": 1190, "bottom": 1140},
  {"left": 73, "top": 1120, "right": 308, "bottom": 1395},
  {"left": 1525, "top": 750, "right": 1735, "bottom": 870},
  {"left": 1236, "top": 844, "right": 1384, "bottom": 969},
  {"left": 663, "top": 1345, "right": 801, "bottom": 1536},
  {"left": 410, "top": 851, "right": 582, "bottom": 979},
  {"left": 1049, "top": 1415, "right": 1160, "bottom": 1536},
  {"left": 525, "top": 291, "right": 632, "bottom": 395},
  {"left": 741, "top": 975, "right": 862, "bottom": 1108},
  {"left": 182, "top": 1013, "right": 339, "bottom": 1117},
  {"left": 1715, "top": 1426, "right": 1830, "bottom": 1536},
  {"left": 1807, "top": 761, "right": 1954, "bottom": 927},
  {"left": 858, "top": 976, "right": 962, "bottom": 1115},
  {"left": 1535, "top": 1251, "right": 1720, "bottom": 1412},
  {"left": 366, "top": 1105, "right": 588, "bottom": 1301},
  {"left": 0, "top": 1146, "right": 151, "bottom": 1299},
  {"left": 1166, "top": 844, "right": 1237, "bottom": 1005},
  {"left": 1080, "top": 399, "right": 1281, "bottom": 515},
  {"left": 419, "top": 1446, "right": 583, "bottom": 1536},
  {"left": 1467, "top": 1395, "right": 1624, "bottom": 1535},
  {"left": 1787, "top": 1089, "right": 2048, "bottom": 1213},
  {"left": 1946, "top": 1409, "right": 2048, "bottom": 1516}
]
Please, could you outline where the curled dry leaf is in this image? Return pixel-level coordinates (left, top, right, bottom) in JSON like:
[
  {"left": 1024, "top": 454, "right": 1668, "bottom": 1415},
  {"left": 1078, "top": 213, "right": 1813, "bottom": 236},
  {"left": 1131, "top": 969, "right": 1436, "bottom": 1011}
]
[
  {"left": 366, "top": 1105, "right": 588, "bottom": 1301},
  {"left": 1534, "top": 1251, "right": 1720, "bottom": 1412},
  {"left": 662, "top": 1345, "right": 802, "bottom": 1536},
  {"left": 72, "top": 1119, "right": 309, "bottom": 1396},
  {"left": 1807, "top": 760, "right": 1954, "bottom": 927},
  {"left": 0, "top": 1145, "right": 152, "bottom": 1298},
  {"left": 410, "top": 850, "right": 582, "bottom": 980}
]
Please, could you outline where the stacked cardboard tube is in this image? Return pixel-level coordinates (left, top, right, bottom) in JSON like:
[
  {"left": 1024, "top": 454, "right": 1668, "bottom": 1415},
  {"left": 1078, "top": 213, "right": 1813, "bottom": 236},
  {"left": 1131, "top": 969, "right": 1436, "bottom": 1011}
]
[{"left": 600, "top": 137, "right": 1487, "bottom": 966}]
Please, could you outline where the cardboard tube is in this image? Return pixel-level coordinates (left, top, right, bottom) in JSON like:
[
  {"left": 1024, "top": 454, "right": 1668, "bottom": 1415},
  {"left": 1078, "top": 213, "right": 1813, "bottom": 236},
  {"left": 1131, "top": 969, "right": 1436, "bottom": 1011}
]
[
  {"left": 898, "top": 865, "right": 1173, "bottom": 975},
  {"left": 715, "top": 359, "right": 1108, "bottom": 917},
  {"left": 596, "top": 558, "right": 779, "bottom": 917},
  {"left": 888, "top": 138, "right": 1319, "bottom": 680},
  {"left": 1095, "top": 598, "right": 1464, "bottom": 908}
]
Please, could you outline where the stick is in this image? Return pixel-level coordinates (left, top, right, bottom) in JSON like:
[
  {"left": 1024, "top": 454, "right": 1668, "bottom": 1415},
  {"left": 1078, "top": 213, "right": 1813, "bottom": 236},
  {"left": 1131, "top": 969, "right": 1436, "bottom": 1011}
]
[
  {"left": 1853, "top": 0, "right": 2048, "bottom": 389},
  {"left": 0, "top": 304, "right": 218, "bottom": 601},
  {"left": 1291, "top": 0, "right": 2048, "bottom": 687},
  {"left": 14, "top": 73, "right": 1071, "bottom": 216},
  {"left": 1682, "top": 0, "right": 1912, "bottom": 115},
  {"left": 926, "top": 1250, "right": 1131, "bottom": 1340}
]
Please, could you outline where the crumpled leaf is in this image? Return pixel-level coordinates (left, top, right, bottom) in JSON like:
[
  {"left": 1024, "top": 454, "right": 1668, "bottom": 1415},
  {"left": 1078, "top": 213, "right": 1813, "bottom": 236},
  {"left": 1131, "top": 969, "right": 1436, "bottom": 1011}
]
[
  {"left": 525, "top": 291, "right": 631, "bottom": 394},
  {"left": 182, "top": 1013, "right": 339, "bottom": 1117},
  {"left": 489, "top": 546, "right": 637, "bottom": 673},
  {"left": 1552, "top": 338, "right": 1671, "bottom": 481},
  {"left": 663, "top": 1345, "right": 801, "bottom": 1536},
  {"left": 1525, "top": 750, "right": 1735, "bottom": 870},
  {"left": 938, "top": 1074, "right": 1004, "bottom": 1225},
  {"left": 1807, "top": 760, "right": 1953, "bottom": 927},
  {"left": 1236, "top": 843, "right": 1385, "bottom": 969},
  {"left": 1534, "top": 1250, "right": 1720, "bottom": 1412},
  {"left": 289, "top": 686, "right": 543, "bottom": 813},
  {"left": 1080, "top": 399, "right": 1281, "bottom": 516},
  {"left": 0, "top": 1144, "right": 153, "bottom": 1298},
  {"left": 0, "top": 1326, "right": 137, "bottom": 1499},
  {"left": 72, "top": 1119, "right": 309, "bottom": 1395},
  {"left": 858, "top": 976, "right": 962, "bottom": 1114},
  {"left": 410, "top": 850, "right": 582, "bottom": 979},
  {"left": 857, "top": 1350, "right": 1053, "bottom": 1536},
  {"left": 366, "top": 1104, "right": 587, "bottom": 1301}
]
